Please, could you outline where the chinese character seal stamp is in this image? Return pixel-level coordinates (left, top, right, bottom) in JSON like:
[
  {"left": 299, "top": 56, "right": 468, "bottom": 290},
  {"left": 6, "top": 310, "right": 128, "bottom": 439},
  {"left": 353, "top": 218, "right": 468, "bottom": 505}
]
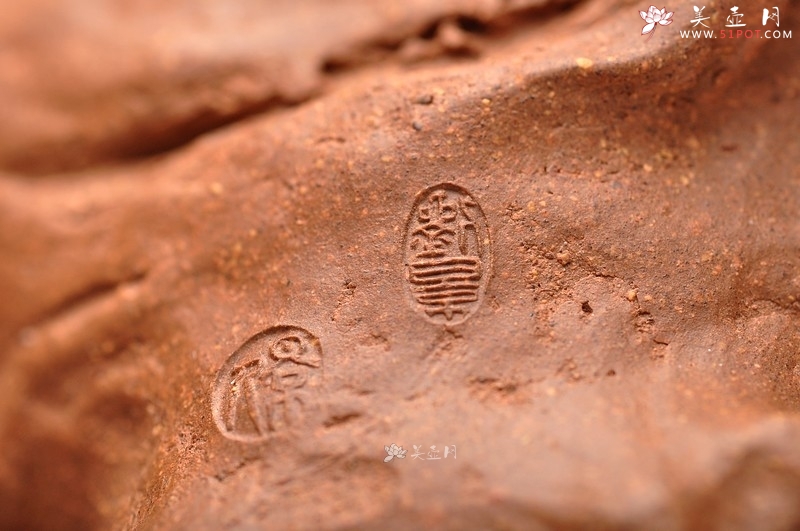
[
  {"left": 403, "top": 183, "right": 491, "bottom": 325},
  {"left": 211, "top": 326, "right": 323, "bottom": 442}
]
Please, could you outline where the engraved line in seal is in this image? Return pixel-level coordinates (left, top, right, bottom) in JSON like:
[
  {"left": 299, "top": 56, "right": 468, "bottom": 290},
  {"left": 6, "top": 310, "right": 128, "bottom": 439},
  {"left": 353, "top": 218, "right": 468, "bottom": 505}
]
[{"left": 403, "top": 183, "right": 491, "bottom": 325}]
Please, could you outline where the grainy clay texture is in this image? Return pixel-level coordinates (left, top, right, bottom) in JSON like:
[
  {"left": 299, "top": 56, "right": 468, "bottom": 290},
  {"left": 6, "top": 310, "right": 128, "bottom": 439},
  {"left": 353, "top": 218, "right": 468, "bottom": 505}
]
[{"left": 1, "top": 0, "right": 799, "bottom": 529}]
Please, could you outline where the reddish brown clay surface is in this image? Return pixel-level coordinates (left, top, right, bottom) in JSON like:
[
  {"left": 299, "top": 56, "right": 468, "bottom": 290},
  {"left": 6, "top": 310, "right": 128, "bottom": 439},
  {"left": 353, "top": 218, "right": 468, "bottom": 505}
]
[{"left": 1, "top": 0, "right": 799, "bottom": 529}]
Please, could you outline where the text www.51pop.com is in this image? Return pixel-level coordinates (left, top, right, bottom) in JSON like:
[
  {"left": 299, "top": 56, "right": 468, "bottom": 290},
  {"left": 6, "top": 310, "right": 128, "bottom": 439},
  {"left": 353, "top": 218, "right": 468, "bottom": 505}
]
[{"left": 680, "top": 29, "right": 792, "bottom": 38}]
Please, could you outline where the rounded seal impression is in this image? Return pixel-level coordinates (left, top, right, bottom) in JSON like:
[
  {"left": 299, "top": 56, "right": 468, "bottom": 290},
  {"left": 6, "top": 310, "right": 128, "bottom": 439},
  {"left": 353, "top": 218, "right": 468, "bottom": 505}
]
[{"left": 403, "top": 183, "right": 491, "bottom": 325}]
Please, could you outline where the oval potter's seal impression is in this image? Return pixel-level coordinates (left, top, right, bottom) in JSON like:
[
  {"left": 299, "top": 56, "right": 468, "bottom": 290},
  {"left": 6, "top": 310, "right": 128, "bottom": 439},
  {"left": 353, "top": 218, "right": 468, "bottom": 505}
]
[
  {"left": 403, "top": 183, "right": 491, "bottom": 325},
  {"left": 212, "top": 326, "right": 323, "bottom": 442}
]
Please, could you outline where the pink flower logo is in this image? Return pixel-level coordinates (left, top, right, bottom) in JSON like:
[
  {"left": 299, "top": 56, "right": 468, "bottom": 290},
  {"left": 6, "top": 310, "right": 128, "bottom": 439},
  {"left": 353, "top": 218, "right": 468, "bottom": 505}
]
[
  {"left": 384, "top": 443, "right": 407, "bottom": 462},
  {"left": 640, "top": 5, "right": 674, "bottom": 37}
]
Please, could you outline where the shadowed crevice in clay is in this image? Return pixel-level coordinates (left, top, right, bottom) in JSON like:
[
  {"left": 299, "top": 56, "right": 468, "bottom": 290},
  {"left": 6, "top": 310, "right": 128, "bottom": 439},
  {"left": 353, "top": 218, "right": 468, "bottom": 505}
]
[
  {"left": 27, "top": 270, "right": 148, "bottom": 330},
  {"left": 1, "top": 0, "right": 584, "bottom": 177},
  {"left": 322, "top": 0, "right": 582, "bottom": 72},
  {"left": 105, "top": 95, "right": 301, "bottom": 167},
  {"left": 98, "top": 0, "right": 585, "bottom": 171}
]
